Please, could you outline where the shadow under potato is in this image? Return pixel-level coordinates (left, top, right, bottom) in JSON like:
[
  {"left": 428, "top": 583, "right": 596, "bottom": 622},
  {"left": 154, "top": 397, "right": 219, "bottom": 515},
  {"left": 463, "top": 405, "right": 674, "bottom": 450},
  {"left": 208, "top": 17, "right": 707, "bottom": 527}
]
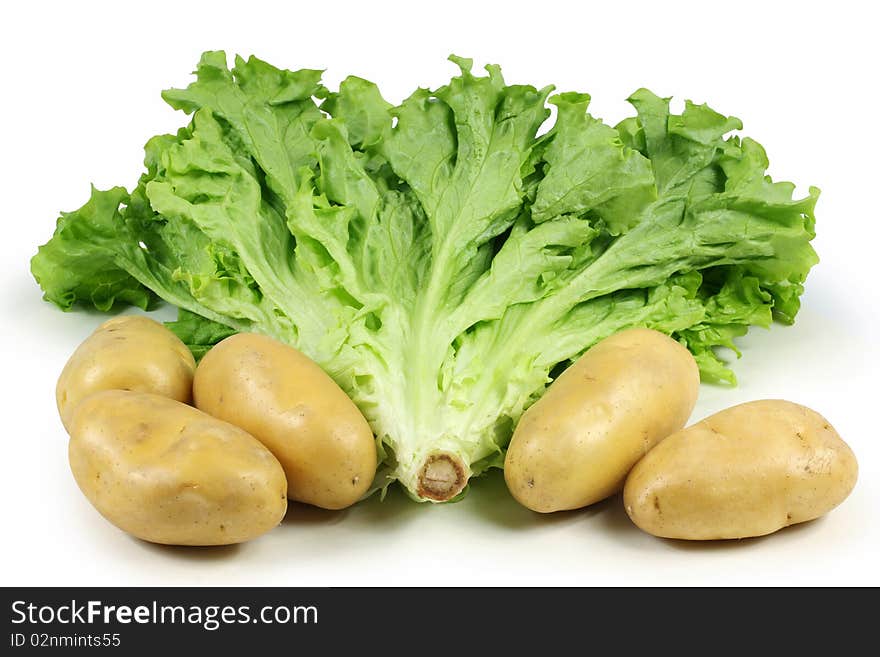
[
  {"left": 282, "top": 502, "right": 349, "bottom": 526},
  {"left": 132, "top": 537, "right": 244, "bottom": 559},
  {"left": 465, "top": 469, "right": 635, "bottom": 533},
  {"left": 279, "top": 482, "right": 424, "bottom": 527},
  {"left": 349, "top": 483, "right": 428, "bottom": 525}
]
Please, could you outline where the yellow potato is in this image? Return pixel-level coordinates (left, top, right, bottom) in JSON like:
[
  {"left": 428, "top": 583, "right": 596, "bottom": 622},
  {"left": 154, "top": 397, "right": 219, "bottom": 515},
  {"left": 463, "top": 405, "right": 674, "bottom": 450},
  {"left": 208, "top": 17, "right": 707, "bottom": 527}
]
[
  {"left": 56, "top": 315, "right": 195, "bottom": 430},
  {"left": 193, "top": 333, "right": 377, "bottom": 510},
  {"left": 623, "top": 400, "right": 858, "bottom": 540},
  {"left": 68, "top": 391, "right": 288, "bottom": 546},
  {"left": 505, "top": 328, "right": 699, "bottom": 512}
]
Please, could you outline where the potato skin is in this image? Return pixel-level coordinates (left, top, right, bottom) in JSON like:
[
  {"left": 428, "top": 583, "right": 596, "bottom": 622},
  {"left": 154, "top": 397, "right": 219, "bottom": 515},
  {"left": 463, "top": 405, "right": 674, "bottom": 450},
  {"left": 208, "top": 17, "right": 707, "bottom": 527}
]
[
  {"left": 56, "top": 316, "right": 195, "bottom": 431},
  {"left": 623, "top": 400, "right": 859, "bottom": 540},
  {"left": 193, "top": 333, "right": 377, "bottom": 510},
  {"left": 505, "top": 328, "right": 699, "bottom": 512},
  {"left": 68, "top": 391, "right": 288, "bottom": 546}
]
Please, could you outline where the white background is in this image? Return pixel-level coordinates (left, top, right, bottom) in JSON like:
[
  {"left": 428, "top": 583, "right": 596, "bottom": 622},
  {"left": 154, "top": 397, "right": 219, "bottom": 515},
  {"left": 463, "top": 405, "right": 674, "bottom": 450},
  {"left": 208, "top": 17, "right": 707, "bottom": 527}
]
[{"left": 1, "top": 1, "right": 877, "bottom": 586}]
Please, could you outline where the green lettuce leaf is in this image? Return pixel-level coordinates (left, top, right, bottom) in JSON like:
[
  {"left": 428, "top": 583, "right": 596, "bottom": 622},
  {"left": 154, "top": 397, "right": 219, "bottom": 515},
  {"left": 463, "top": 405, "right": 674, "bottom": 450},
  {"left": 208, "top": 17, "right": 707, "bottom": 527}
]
[{"left": 31, "top": 186, "right": 155, "bottom": 312}]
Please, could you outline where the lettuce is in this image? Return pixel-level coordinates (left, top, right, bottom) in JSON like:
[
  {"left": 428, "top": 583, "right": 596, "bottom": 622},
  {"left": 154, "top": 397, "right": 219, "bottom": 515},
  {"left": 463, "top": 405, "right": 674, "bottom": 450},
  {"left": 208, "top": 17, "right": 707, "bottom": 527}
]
[{"left": 31, "top": 52, "right": 818, "bottom": 502}]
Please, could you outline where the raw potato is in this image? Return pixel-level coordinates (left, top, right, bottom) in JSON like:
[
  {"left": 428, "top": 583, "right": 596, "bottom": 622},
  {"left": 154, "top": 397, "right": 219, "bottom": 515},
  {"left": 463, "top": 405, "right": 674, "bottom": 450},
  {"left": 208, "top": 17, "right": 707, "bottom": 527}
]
[
  {"left": 623, "top": 400, "right": 858, "bottom": 540},
  {"left": 193, "top": 333, "right": 377, "bottom": 510},
  {"left": 505, "top": 328, "right": 699, "bottom": 512},
  {"left": 68, "top": 391, "right": 288, "bottom": 546},
  {"left": 56, "top": 315, "right": 195, "bottom": 430}
]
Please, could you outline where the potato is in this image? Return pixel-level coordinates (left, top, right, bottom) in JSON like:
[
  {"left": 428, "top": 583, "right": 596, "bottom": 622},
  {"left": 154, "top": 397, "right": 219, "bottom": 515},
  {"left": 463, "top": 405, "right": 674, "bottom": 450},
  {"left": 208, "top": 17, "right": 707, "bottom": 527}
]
[
  {"left": 193, "top": 333, "right": 377, "bottom": 510},
  {"left": 505, "top": 328, "right": 699, "bottom": 512},
  {"left": 56, "top": 315, "right": 195, "bottom": 430},
  {"left": 68, "top": 390, "right": 287, "bottom": 546},
  {"left": 623, "top": 400, "right": 858, "bottom": 540}
]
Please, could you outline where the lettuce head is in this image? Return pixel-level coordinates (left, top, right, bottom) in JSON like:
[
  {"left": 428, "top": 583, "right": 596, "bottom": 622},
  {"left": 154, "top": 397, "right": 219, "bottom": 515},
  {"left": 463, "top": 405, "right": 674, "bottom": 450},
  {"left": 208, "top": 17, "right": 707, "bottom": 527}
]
[{"left": 31, "top": 53, "right": 818, "bottom": 501}]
